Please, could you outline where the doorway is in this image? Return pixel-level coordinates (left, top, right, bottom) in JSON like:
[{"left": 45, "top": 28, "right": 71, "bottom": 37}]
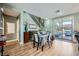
[{"left": 54, "top": 16, "right": 74, "bottom": 41}]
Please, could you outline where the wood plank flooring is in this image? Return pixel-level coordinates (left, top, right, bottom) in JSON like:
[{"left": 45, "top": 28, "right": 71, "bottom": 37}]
[{"left": 3, "top": 40, "right": 79, "bottom": 56}]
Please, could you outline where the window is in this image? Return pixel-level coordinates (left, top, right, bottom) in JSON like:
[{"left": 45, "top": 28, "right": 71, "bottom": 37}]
[{"left": 7, "top": 22, "right": 15, "bottom": 34}]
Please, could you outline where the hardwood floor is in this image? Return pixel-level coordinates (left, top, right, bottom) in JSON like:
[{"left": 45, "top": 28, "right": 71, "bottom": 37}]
[{"left": 3, "top": 40, "right": 79, "bottom": 56}]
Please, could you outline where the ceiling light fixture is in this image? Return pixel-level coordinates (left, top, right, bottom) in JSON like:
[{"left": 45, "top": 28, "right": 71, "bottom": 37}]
[{"left": 56, "top": 10, "right": 63, "bottom": 15}]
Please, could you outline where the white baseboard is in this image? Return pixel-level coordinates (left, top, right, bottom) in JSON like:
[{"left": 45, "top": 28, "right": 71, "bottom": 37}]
[{"left": 19, "top": 42, "right": 24, "bottom": 46}]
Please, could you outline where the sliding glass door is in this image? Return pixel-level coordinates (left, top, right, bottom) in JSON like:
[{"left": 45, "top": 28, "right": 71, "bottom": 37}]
[
  {"left": 54, "top": 16, "right": 74, "bottom": 41},
  {"left": 54, "top": 18, "right": 63, "bottom": 39},
  {"left": 63, "top": 17, "right": 73, "bottom": 40}
]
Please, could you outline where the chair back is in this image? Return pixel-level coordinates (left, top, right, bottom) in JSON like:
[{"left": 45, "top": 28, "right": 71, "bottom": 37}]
[
  {"left": 49, "top": 33, "right": 52, "bottom": 41},
  {"left": 34, "top": 34, "right": 39, "bottom": 42}
]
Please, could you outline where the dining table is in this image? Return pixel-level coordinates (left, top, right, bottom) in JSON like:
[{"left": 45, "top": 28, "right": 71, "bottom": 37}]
[{"left": 33, "top": 31, "right": 52, "bottom": 51}]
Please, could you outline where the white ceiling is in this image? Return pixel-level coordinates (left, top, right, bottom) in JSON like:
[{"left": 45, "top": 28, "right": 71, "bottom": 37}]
[
  {"left": 3, "top": 8, "right": 19, "bottom": 17},
  {"left": 3, "top": 3, "right": 79, "bottom": 19}
]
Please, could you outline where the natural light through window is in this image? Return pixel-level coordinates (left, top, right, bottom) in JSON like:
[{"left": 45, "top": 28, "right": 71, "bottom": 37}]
[{"left": 7, "top": 22, "right": 15, "bottom": 34}]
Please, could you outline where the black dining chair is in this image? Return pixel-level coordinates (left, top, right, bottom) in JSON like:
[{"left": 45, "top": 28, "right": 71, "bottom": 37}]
[
  {"left": 33, "top": 33, "right": 42, "bottom": 50},
  {"left": 75, "top": 32, "right": 79, "bottom": 50},
  {"left": 48, "top": 33, "right": 54, "bottom": 47}
]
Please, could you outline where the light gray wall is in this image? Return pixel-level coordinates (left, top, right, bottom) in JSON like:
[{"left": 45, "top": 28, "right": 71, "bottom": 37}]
[
  {"left": 74, "top": 13, "right": 79, "bottom": 31},
  {"left": 44, "top": 19, "right": 55, "bottom": 34},
  {"left": 43, "top": 13, "right": 79, "bottom": 34}
]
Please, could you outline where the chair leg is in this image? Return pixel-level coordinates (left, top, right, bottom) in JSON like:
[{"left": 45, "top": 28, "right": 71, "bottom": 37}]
[
  {"left": 1, "top": 46, "right": 4, "bottom": 56},
  {"left": 47, "top": 40, "right": 50, "bottom": 48},
  {"left": 50, "top": 40, "right": 53, "bottom": 46},
  {"left": 33, "top": 40, "right": 35, "bottom": 48},
  {"left": 42, "top": 45, "right": 44, "bottom": 51},
  {"left": 37, "top": 43, "right": 39, "bottom": 50}
]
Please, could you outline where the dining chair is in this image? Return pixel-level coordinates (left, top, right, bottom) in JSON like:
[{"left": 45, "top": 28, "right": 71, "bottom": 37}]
[
  {"left": 48, "top": 33, "right": 54, "bottom": 46},
  {"left": 34, "top": 34, "right": 42, "bottom": 50},
  {"left": 37, "top": 31, "right": 50, "bottom": 51},
  {"left": 0, "top": 35, "right": 6, "bottom": 56},
  {"left": 41, "top": 34, "right": 49, "bottom": 51},
  {"left": 34, "top": 32, "right": 47, "bottom": 51}
]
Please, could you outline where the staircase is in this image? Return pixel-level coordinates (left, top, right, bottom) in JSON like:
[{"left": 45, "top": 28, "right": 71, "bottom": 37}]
[{"left": 28, "top": 13, "right": 44, "bottom": 29}]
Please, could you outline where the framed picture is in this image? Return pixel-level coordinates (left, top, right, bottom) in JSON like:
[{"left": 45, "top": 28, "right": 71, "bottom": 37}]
[{"left": 29, "top": 24, "right": 37, "bottom": 29}]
